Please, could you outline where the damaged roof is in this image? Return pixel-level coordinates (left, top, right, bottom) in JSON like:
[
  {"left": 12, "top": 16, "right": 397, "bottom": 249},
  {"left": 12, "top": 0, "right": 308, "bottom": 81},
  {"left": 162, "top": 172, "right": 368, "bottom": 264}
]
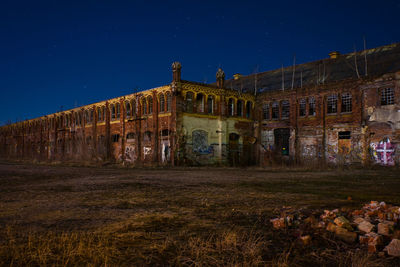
[{"left": 223, "top": 42, "right": 400, "bottom": 94}]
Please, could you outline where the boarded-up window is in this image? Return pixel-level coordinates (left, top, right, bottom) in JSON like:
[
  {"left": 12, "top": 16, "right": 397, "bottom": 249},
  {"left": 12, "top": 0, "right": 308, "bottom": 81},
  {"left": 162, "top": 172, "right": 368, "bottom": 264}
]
[{"left": 192, "top": 130, "right": 208, "bottom": 153}]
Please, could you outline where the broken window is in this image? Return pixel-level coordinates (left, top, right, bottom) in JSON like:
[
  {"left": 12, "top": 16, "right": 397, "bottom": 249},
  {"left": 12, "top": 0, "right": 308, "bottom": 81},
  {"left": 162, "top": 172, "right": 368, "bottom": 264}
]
[
  {"left": 327, "top": 94, "right": 337, "bottom": 114},
  {"left": 299, "top": 99, "right": 306, "bottom": 116},
  {"left": 381, "top": 88, "right": 394, "bottom": 106},
  {"left": 338, "top": 131, "right": 351, "bottom": 139},
  {"left": 262, "top": 103, "right": 270, "bottom": 120},
  {"left": 159, "top": 94, "right": 165, "bottom": 113},
  {"left": 308, "top": 97, "right": 316, "bottom": 116},
  {"left": 166, "top": 93, "right": 172, "bottom": 112},
  {"left": 186, "top": 92, "right": 194, "bottom": 113},
  {"left": 271, "top": 102, "right": 279, "bottom": 119},
  {"left": 207, "top": 95, "right": 214, "bottom": 114},
  {"left": 281, "top": 100, "right": 290, "bottom": 119},
  {"left": 192, "top": 130, "right": 208, "bottom": 153},
  {"left": 126, "top": 101, "right": 131, "bottom": 117},
  {"left": 237, "top": 100, "right": 243, "bottom": 117},
  {"left": 112, "top": 134, "right": 120, "bottom": 143},
  {"left": 246, "top": 101, "right": 252, "bottom": 118},
  {"left": 196, "top": 93, "right": 204, "bottom": 113},
  {"left": 341, "top": 93, "right": 352, "bottom": 113},
  {"left": 228, "top": 98, "right": 234, "bottom": 116},
  {"left": 148, "top": 96, "right": 153, "bottom": 114}
]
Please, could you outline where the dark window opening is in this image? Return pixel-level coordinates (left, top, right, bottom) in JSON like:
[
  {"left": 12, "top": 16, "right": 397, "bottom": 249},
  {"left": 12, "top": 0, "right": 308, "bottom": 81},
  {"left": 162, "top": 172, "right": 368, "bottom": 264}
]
[
  {"left": 207, "top": 95, "right": 214, "bottom": 114},
  {"left": 237, "top": 100, "right": 243, "bottom": 117},
  {"left": 186, "top": 92, "right": 194, "bottom": 113},
  {"left": 228, "top": 98, "right": 234, "bottom": 116},
  {"left": 338, "top": 131, "right": 351, "bottom": 139},
  {"left": 148, "top": 96, "right": 153, "bottom": 114},
  {"left": 196, "top": 93, "right": 204, "bottom": 113},
  {"left": 166, "top": 93, "right": 172, "bottom": 112},
  {"left": 309, "top": 97, "right": 316, "bottom": 116},
  {"left": 299, "top": 99, "right": 306, "bottom": 116},
  {"left": 381, "top": 88, "right": 394, "bottom": 106},
  {"left": 246, "top": 101, "right": 252, "bottom": 118},
  {"left": 262, "top": 103, "right": 270, "bottom": 120},
  {"left": 281, "top": 100, "right": 290, "bottom": 119},
  {"left": 144, "top": 131, "right": 152, "bottom": 142},
  {"left": 126, "top": 132, "right": 135, "bottom": 140},
  {"left": 272, "top": 102, "right": 279, "bottom": 119},
  {"left": 112, "top": 134, "right": 120, "bottom": 143},
  {"left": 126, "top": 101, "right": 131, "bottom": 117}
]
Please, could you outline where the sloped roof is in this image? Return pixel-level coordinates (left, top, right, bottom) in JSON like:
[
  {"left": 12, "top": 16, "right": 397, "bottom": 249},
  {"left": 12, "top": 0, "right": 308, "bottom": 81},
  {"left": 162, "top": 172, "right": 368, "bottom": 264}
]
[{"left": 223, "top": 42, "right": 400, "bottom": 94}]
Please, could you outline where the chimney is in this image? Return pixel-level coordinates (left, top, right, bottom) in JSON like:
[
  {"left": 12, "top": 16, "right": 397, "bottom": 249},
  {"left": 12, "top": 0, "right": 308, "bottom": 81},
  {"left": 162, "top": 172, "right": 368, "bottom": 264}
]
[
  {"left": 329, "top": 51, "right": 341, "bottom": 59},
  {"left": 216, "top": 68, "right": 225, "bottom": 88},
  {"left": 171, "top": 61, "right": 182, "bottom": 82},
  {"left": 233, "top": 73, "right": 242, "bottom": 80}
]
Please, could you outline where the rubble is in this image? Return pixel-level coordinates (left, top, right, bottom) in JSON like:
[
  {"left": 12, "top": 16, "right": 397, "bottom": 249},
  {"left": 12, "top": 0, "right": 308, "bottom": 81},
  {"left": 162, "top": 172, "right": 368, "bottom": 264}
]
[{"left": 269, "top": 200, "right": 400, "bottom": 257}]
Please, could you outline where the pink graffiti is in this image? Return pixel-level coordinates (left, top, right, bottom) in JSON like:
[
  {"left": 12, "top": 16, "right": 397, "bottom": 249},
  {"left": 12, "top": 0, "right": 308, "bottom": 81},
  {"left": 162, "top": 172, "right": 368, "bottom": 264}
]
[{"left": 376, "top": 139, "right": 395, "bottom": 166}]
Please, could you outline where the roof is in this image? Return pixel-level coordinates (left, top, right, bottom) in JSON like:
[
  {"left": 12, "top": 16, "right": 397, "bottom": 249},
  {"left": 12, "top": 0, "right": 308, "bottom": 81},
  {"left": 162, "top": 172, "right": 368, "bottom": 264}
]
[{"left": 223, "top": 42, "right": 400, "bottom": 94}]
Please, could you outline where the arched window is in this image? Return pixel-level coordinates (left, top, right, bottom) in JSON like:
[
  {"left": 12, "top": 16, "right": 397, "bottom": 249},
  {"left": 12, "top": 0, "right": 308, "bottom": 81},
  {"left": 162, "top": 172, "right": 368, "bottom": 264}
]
[
  {"left": 131, "top": 99, "right": 136, "bottom": 117},
  {"left": 207, "top": 95, "right": 214, "bottom": 114},
  {"left": 186, "top": 92, "right": 194, "bottom": 112},
  {"left": 116, "top": 103, "right": 120, "bottom": 118},
  {"left": 159, "top": 94, "right": 165, "bottom": 113},
  {"left": 142, "top": 98, "right": 147, "bottom": 115},
  {"left": 237, "top": 100, "right": 243, "bottom": 117},
  {"left": 111, "top": 104, "right": 116, "bottom": 120},
  {"left": 85, "top": 110, "right": 90, "bottom": 124},
  {"left": 148, "top": 96, "right": 153, "bottom": 114},
  {"left": 246, "top": 101, "right": 252, "bottom": 118},
  {"left": 228, "top": 98, "right": 234, "bottom": 116},
  {"left": 126, "top": 132, "right": 135, "bottom": 140},
  {"left": 126, "top": 101, "right": 131, "bottom": 117},
  {"left": 97, "top": 107, "right": 102, "bottom": 121},
  {"left": 196, "top": 93, "right": 204, "bottom": 113},
  {"left": 166, "top": 92, "right": 172, "bottom": 112}
]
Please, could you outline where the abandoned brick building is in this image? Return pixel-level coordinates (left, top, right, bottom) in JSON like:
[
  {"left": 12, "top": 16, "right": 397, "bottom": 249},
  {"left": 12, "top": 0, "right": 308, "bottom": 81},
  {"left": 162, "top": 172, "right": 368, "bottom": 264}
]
[{"left": 1, "top": 42, "right": 400, "bottom": 166}]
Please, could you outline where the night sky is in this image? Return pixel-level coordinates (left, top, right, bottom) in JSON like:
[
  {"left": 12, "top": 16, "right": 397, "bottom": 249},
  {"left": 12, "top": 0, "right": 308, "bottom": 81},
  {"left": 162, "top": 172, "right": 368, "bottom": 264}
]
[{"left": 1, "top": 0, "right": 399, "bottom": 125}]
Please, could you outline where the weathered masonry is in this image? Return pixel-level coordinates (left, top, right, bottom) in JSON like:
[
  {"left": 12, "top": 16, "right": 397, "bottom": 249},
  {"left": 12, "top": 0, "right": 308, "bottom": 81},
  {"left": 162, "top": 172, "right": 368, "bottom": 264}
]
[{"left": 1, "top": 43, "right": 400, "bottom": 166}]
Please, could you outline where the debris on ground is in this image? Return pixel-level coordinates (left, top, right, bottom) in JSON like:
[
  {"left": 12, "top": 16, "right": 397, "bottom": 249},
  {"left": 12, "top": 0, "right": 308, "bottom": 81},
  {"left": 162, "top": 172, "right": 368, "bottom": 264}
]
[{"left": 270, "top": 201, "right": 400, "bottom": 257}]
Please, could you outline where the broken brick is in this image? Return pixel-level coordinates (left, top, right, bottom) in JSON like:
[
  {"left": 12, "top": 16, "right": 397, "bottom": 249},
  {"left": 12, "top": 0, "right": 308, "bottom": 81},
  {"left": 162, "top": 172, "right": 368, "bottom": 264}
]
[{"left": 384, "top": 239, "right": 400, "bottom": 257}]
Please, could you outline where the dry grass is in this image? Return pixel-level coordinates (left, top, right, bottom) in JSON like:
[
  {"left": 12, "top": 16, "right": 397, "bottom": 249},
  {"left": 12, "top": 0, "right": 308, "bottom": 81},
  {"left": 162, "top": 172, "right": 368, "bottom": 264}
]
[{"left": 0, "top": 162, "right": 399, "bottom": 266}]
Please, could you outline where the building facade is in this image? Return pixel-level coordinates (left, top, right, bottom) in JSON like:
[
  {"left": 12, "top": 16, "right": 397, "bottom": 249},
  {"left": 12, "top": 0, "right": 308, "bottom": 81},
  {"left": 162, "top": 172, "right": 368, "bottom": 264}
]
[{"left": 1, "top": 43, "right": 400, "bottom": 166}]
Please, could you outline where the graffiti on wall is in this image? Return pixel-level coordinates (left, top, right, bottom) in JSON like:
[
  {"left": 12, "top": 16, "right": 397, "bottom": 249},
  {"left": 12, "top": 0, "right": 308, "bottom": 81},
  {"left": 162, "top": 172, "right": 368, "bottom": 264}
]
[
  {"left": 370, "top": 138, "right": 395, "bottom": 166},
  {"left": 161, "top": 140, "right": 170, "bottom": 163},
  {"left": 193, "top": 130, "right": 212, "bottom": 154},
  {"left": 124, "top": 145, "right": 136, "bottom": 163}
]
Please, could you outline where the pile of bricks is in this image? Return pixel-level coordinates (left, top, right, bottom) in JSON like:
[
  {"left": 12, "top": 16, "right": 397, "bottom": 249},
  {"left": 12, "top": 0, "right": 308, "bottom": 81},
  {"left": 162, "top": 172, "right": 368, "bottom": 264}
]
[{"left": 270, "top": 201, "right": 400, "bottom": 257}]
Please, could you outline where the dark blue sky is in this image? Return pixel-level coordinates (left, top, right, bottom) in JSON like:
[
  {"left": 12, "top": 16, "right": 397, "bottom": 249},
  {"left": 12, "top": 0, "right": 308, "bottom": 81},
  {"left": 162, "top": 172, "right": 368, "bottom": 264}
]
[{"left": 1, "top": 0, "right": 399, "bottom": 125}]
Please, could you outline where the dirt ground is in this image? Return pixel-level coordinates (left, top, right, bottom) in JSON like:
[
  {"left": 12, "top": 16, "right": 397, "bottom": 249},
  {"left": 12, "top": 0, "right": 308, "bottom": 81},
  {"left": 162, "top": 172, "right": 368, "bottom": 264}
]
[{"left": 1, "top": 161, "right": 400, "bottom": 266}]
